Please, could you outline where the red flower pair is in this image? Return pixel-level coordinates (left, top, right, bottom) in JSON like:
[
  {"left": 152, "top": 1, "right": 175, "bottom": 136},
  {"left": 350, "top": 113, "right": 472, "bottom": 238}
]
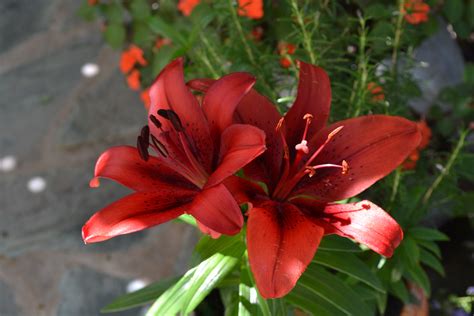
[{"left": 83, "top": 59, "right": 421, "bottom": 299}]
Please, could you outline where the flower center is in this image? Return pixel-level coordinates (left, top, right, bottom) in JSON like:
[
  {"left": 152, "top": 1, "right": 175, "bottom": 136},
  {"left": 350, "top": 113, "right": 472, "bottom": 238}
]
[
  {"left": 136, "top": 109, "right": 208, "bottom": 188},
  {"left": 272, "top": 114, "right": 349, "bottom": 200}
]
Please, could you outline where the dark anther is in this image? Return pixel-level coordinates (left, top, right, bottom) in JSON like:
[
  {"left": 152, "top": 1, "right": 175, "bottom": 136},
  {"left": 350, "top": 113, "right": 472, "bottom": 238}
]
[
  {"left": 151, "top": 134, "right": 168, "bottom": 157},
  {"left": 157, "top": 109, "right": 184, "bottom": 132},
  {"left": 141, "top": 125, "right": 150, "bottom": 140},
  {"left": 149, "top": 115, "right": 162, "bottom": 129},
  {"left": 137, "top": 136, "right": 149, "bottom": 161}
]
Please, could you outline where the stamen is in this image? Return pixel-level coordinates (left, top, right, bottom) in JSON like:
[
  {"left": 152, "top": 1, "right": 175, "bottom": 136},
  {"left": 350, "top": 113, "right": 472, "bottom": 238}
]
[
  {"left": 141, "top": 125, "right": 150, "bottom": 140},
  {"left": 150, "top": 134, "right": 168, "bottom": 157},
  {"left": 276, "top": 117, "right": 284, "bottom": 131},
  {"left": 149, "top": 115, "right": 162, "bottom": 129},
  {"left": 137, "top": 136, "right": 149, "bottom": 161},
  {"left": 295, "top": 113, "right": 313, "bottom": 154},
  {"left": 341, "top": 160, "right": 349, "bottom": 175},
  {"left": 295, "top": 140, "right": 309, "bottom": 154},
  {"left": 328, "top": 126, "right": 344, "bottom": 139},
  {"left": 304, "top": 126, "right": 344, "bottom": 167},
  {"left": 158, "top": 109, "right": 184, "bottom": 132}
]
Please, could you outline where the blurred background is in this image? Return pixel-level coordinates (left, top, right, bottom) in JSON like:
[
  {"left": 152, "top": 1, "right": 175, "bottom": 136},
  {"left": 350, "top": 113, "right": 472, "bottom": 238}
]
[{"left": 0, "top": 1, "right": 197, "bottom": 315}]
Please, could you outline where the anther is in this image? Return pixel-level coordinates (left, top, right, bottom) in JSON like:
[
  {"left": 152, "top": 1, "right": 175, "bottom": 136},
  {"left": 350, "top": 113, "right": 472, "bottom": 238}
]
[
  {"left": 341, "top": 160, "right": 349, "bottom": 175},
  {"left": 141, "top": 125, "right": 150, "bottom": 140},
  {"left": 305, "top": 166, "right": 316, "bottom": 177},
  {"left": 150, "top": 134, "right": 168, "bottom": 157},
  {"left": 303, "top": 113, "right": 313, "bottom": 122},
  {"left": 157, "top": 109, "right": 184, "bottom": 132},
  {"left": 328, "top": 126, "right": 344, "bottom": 139},
  {"left": 137, "top": 136, "right": 149, "bottom": 161},
  {"left": 149, "top": 115, "right": 162, "bottom": 129},
  {"left": 295, "top": 140, "right": 309, "bottom": 154}
]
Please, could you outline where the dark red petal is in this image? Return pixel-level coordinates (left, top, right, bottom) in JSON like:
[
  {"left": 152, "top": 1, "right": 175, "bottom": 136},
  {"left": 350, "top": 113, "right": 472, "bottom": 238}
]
[
  {"left": 188, "top": 183, "right": 243, "bottom": 235},
  {"left": 284, "top": 61, "right": 331, "bottom": 152},
  {"left": 295, "top": 115, "right": 422, "bottom": 201},
  {"left": 82, "top": 190, "right": 196, "bottom": 243},
  {"left": 148, "top": 58, "right": 213, "bottom": 169},
  {"left": 196, "top": 220, "right": 222, "bottom": 239},
  {"left": 247, "top": 200, "right": 324, "bottom": 298},
  {"left": 307, "top": 200, "right": 403, "bottom": 257},
  {"left": 202, "top": 72, "right": 256, "bottom": 141},
  {"left": 206, "top": 124, "right": 266, "bottom": 188},
  {"left": 223, "top": 175, "right": 266, "bottom": 205},
  {"left": 90, "top": 146, "right": 195, "bottom": 192},
  {"left": 189, "top": 78, "right": 283, "bottom": 190}
]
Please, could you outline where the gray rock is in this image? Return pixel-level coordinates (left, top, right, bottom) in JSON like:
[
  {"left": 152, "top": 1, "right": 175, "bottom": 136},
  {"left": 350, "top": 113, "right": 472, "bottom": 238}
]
[
  {"left": 0, "top": 279, "right": 19, "bottom": 316},
  {"left": 57, "top": 267, "right": 142, "bottom": 316}
]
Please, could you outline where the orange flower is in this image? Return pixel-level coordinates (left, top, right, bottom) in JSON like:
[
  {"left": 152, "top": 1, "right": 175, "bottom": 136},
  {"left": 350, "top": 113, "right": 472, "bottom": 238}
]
[
  {"left": 402, "top": 120, "right": 432, "bottom": 170},
  {"left": 402, "top": 0, "right": 430, "bottom": 25},
  {"left": 120, "top": 45, "right": 147, "bottom": 74},
  {"left": 278, "top": 42, "right": 297, "bottom": 68},
  {"left": 238, "top": 0, "right": 264, "bottom": 19},
  {"left": 140, "top": 88, "right": 151, "bottom": 110},
  {"left": 126, "top": 70, "right": 141, "bottom": 91},
  {"left": 88, "top": 0, "right": 98, "bottom": 5},
  {"left": 367, "top": 82, "right": 385, "bottom": 102},
  {"left": 178, "top": 0, "right": 201, "bottom": 16}
]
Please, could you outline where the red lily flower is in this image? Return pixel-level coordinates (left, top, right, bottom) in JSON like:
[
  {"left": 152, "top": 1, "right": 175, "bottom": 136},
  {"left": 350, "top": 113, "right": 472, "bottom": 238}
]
[
  {"left": 189, "top": 61, "right": 422, "bottom": 298},
  {"left": 82, "top": 58, "right": 266, "bottom": 243}
]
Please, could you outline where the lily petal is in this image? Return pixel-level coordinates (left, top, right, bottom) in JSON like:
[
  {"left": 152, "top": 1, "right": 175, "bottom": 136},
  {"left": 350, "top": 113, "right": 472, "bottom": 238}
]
[
  {"left": 247, "top": 200, "right": 324, "bottom": 298},
  {"left": 148, "top": 58, "right": 213, "bottom": 169},
  {"left": 82, "top": 190, "right": 196, "bottom": 243},
  {"left": 295, "top": 115, "right": 421, "bottom": 201},
  {"left": 202, "top": 72, "right": 256, "bottom": 141},
  {"left": 284, "top": 61, "right": 331, "bottom": 153},
  {"left": 302, "top": 200, "right": 403, "bottom": 257},
  {"left": 188, "top": 78, "right": 283, "bottom": 189},
  {"left": 206, "top": 124, "right": 266, "bottom": 188},
  {"left": 196, "top": 220, "right": 222, "bottom": 239},
  {"left": 90, "top": 146, "right": 195, "bottom": 191},
  {"left": 188, "top": 183, "right": 243, "bottom": 235}
]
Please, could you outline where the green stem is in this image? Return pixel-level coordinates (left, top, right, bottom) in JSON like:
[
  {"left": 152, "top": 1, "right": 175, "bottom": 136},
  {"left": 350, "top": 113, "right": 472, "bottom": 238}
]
[
  {"left": 228, "top": 0, "right": 256, "bottom": 65},
  {"left": 390, "top": 167, "right": 402, "bottom": 206},
  {"left": 195, "top": 50, "right": 219, "bottom": 79},
  {"left": 391, "top": 0, "right": 406, "bottom": 76},
  {"left": 290, "top": 0, "right": 317, "bottom": 64},
  {"left": 422, "top": 129, "right": 470, "bottom": 205},
  {"left": 201, "top": 36, "right": 225, "bottom": 74},
  {"left": 352, "top": 14, "right": 368, "bottom": 117}
]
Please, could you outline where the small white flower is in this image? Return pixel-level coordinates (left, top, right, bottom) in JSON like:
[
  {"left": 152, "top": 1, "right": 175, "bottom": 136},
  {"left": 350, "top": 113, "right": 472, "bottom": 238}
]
[
  {"left": 0, "top": 155, "right": 17, "bottom": 172},
  {"left": 81, "top": 63, "right": 100, "bottom": 78},
  {"left": 27, "top": 177, "right": 47, "bottom": 193}
]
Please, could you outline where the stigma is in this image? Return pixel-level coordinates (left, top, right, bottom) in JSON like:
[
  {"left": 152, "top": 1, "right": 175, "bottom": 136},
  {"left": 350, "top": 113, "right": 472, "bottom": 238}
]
[{"left": 295, "top": 113, "right": 314, "bottom": 154}]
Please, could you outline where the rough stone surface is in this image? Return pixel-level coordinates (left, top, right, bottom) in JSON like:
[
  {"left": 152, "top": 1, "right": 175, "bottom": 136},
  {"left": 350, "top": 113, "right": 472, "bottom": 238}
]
[{"left": 0, "top": 2, "right": 197, "bottom": 316}]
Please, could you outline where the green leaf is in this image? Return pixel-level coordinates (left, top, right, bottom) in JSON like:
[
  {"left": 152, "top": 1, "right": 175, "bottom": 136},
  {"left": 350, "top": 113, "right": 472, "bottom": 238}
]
[
  {"left": 77, "top": 1, "right": 96, "bottom": 21},
  {"left": 443, "top": 0, "right": 463, "bottom": 23},
  {"left": 297, "top": 265, "right": 372, "bottom": 316},
  {"left": 389, "top": 280, "right": 410, "bottom": 304},
  {"left": 318, "top": 235, "right": 361, "bottom": 252},
  {"left": 146, "top": 245, "right": 243, "bottom": 315},
  {"left": 130, "top": 0, "right": 151, "bottom": 20},
  {"left": 399, "top": 236, "right": 420, "bottom": 266},
  {"left": 408, "top": 227, "right": 449, "bottom": 241},
  {"left": 194, "top": 232, "right": 244, "bottom": 261},
  {"left": 405, "top": 263, "right": 431, "bottom": 296},
  {"left": 104, "top": 23, "right": 126, "bottom": 49},
  {"left": 420, "top": 248, "right": 445, "bottom": 276},
  {"left": 147, "top": 16, "right": 187, "bottom": 46},
  {"left": 313, "top": 250, "right": 385, "bottom": 292},
  {"left": 176, "top": 214, "right": 197, "bottom": 227},
  {"left": 417, "top": 239, "right": 442, "bottom": 258},
  {"left": 364, "top": 4, "right": 391, "bottom": 19},
  {"left": 104, "top": 3, "right": 124, "bottom": 23},
  {"left": 132, "top": 22, "right": 153, "bottom": 47},
  {"left": 151, "top": 45, "right": 176, "bottom": 77},
  {"left": 286, "top": 286, "right": 345, "bottom": 316},
  {"left": 101, "top": 277, "right": 180, "bottom": 312}
]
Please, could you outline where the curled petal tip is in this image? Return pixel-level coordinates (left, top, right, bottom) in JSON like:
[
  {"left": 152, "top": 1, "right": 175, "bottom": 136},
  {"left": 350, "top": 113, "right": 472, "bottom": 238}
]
[{"left": 89, "top": 177, "right": 100, "bottom": 188}]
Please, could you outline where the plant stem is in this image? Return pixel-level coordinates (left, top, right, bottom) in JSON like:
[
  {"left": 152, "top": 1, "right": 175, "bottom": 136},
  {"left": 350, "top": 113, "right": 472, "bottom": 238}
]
[
  {"left": 351, "top": 14, "right": 368, "bottom": 117},
  {"left": 390, "top": 167, "right": 402, "bottom": 205},
  {"left": 201, "top": 36, "right": 225, "bottom": 74},
  {"left": 422, "top": 129, "right": 470, "bottom": 205},
  {"left": 290, "top": 0, "right": 317, "bottom": 64},
  {"left": 228, "top": 0, "right": 256, "bottom": 65},
  {"left": 195, "top": 50, "right": 219, "bottom": 78},
  {"left": 391, "top": 0, "right": 406, "bottom": 76}
]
